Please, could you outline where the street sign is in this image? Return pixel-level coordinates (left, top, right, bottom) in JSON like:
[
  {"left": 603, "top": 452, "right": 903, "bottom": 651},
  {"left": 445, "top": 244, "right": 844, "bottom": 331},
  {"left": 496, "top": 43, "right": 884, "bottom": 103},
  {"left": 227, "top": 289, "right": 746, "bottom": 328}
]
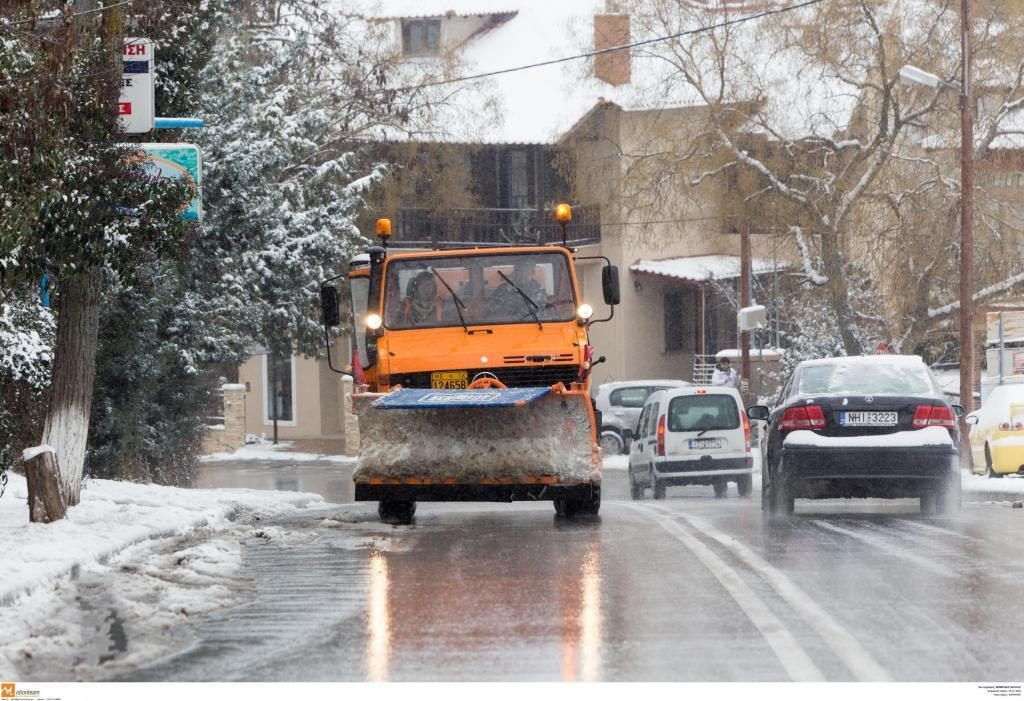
[
  {"left": 119, "top": 38, "right": 154, "bottom": 134},
  {"left": 126, "top": 143, "right": 202, "bottom": 221}
]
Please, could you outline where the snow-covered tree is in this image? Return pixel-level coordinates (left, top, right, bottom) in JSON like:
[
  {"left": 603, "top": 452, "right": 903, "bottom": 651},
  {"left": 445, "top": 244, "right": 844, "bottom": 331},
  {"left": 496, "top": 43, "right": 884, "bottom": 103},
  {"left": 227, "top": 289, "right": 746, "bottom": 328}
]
[{"left": 0, "top": 6, "right": 192, "bottom": 505}]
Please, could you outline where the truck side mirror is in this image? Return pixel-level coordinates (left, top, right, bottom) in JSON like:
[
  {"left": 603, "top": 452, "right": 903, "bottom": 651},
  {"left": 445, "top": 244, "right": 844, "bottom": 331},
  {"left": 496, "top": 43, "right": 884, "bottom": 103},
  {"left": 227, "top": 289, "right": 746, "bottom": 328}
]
[
  {"left": 602, "top": 265, "right": 620, "bottom": 306},
  {"left": 320, "top": 284, "right": 340, "bottom": 327}
]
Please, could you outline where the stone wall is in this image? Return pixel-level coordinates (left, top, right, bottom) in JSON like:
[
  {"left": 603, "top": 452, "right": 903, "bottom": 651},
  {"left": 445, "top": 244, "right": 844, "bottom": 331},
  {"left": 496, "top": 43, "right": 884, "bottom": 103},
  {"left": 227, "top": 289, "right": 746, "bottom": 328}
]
[{"left": 200, "top": 384, "right": 247, "bottom": 455}]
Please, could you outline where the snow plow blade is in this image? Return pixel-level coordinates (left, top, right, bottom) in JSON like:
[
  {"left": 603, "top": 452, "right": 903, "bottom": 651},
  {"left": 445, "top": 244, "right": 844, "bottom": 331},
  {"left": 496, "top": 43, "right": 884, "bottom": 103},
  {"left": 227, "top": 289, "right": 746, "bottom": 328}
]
[{"left": 353, "top": 385, "right": 601, "bottom": 501}]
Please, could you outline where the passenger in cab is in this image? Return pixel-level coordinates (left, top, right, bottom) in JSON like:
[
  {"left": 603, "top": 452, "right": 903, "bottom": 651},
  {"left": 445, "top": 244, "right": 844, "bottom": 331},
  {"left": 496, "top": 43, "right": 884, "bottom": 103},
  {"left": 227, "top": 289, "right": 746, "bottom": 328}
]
[{"left": 402, "top": 271, "right": 441, "bottom": 326}]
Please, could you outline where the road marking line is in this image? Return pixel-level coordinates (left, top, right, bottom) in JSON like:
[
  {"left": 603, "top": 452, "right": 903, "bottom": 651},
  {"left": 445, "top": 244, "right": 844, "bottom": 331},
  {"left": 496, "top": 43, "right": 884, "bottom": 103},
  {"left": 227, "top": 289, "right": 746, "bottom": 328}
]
[
  {"left": 622, "top": 503, "right": 825, "bottom": 682},
  {"left": 812, "top": 520, "right": 953, "bottom": 577},
  {"left": 652, "top": 506, "right": 892, "bottom": 682}
]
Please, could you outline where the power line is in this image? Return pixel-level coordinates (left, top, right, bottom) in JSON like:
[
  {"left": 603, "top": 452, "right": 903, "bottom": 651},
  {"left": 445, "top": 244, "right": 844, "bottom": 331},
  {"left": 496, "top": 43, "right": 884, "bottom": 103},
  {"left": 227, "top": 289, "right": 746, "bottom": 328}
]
[
  {"left": 3, "top": 0, "right": 135, "bottom": 27},
  {"left": 315, "top": 0, "right": 831, "bottom": 92}
]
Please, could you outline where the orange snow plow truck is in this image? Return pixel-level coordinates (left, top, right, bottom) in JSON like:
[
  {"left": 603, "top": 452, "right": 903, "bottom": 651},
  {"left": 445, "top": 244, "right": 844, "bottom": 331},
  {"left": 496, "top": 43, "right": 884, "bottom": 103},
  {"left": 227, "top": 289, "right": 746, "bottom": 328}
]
[{"left": 319, "top": 205, "right": 620, "bottom": 524}]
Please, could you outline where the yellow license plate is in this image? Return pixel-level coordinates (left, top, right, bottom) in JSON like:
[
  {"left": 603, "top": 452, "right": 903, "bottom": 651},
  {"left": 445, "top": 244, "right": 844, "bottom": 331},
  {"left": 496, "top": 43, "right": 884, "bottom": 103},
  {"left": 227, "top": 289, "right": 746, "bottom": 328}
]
[{"left": 431, "top": 371, "right": 468, "bottom": 389}]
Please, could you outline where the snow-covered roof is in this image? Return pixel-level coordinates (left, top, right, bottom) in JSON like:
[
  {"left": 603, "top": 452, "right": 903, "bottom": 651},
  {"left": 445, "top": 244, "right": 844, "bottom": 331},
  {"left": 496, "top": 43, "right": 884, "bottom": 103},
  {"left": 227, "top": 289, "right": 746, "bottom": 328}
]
[{"left": 630, "top": 255, "right": 786, "bottom": 282}]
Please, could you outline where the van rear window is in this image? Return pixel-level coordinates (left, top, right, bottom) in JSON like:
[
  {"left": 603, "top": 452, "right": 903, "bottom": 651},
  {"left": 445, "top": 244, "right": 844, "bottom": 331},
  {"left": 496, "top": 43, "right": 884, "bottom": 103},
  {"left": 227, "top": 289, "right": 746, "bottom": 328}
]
[{"left": 668, "top": 395, "right": 739, "bottom": 432}]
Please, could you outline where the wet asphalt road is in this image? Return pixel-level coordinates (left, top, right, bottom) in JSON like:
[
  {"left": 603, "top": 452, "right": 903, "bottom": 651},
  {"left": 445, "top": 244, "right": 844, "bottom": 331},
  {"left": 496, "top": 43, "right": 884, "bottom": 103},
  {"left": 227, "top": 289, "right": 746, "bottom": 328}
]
[{"left": 108, "top": 460, "right": 1024, "bottom": 682}]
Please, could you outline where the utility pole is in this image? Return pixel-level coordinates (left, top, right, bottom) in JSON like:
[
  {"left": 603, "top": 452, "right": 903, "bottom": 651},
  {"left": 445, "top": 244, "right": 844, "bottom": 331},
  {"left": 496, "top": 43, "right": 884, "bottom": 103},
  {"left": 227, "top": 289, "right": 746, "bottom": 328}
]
[
  {"left": 739, "top": 225, "right": 752, "bottom": 405},
  {"left": 959, "top": 0, "right": 975, "bottom": 413}
]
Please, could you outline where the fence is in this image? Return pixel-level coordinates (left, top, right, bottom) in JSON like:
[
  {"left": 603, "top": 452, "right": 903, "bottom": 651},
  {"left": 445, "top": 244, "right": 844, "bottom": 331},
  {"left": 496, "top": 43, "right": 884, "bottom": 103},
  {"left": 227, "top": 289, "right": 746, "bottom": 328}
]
[{"left": 389, "top": 205, "right": 602, "bottom": 248}]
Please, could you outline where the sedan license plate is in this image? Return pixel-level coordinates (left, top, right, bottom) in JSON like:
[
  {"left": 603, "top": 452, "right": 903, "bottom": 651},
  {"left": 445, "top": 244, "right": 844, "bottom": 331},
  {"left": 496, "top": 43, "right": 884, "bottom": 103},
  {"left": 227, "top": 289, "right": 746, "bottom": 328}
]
[
  {"left": 840, "top": 411, "right": 897, "bottom": 427},
  {"left": 689, "top": 438, "right": 723, "bottom": 450},
  {"left": 431, "top": 371, "right": 468, "bottom": 389}
]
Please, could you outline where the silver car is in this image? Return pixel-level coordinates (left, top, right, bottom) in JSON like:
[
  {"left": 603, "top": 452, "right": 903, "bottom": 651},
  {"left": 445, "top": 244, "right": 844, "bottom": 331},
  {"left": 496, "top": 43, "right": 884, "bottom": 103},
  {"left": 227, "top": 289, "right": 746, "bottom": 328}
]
[{"left": 595, "top": 379, "right": 691, "bottom": 455}]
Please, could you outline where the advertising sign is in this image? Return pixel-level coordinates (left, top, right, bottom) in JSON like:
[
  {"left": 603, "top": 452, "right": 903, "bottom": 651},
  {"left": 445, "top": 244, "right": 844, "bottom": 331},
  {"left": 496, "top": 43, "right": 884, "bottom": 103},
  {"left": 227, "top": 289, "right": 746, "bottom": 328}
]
[
  {"left": 119, "top": 38, "right": 154, "bottom": 134},
  {"left": 129, "top": 143, "right": 203, "bottom": 221}
]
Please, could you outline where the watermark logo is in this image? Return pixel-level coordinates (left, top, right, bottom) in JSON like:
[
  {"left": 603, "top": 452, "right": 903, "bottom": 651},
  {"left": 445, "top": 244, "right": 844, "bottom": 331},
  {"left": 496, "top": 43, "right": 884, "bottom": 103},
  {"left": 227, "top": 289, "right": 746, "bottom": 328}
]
[{"left": 1, "top": 684, "right": 15, "bottom": 699}]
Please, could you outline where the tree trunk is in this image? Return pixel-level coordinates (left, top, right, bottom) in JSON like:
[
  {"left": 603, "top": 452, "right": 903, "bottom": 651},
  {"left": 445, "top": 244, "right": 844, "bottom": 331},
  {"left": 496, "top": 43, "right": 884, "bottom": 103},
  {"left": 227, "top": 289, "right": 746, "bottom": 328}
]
[
  {"left": 41, "top": 267, "right": 103, "bottom": 506},
  {"left": 24, "top": 447, "right": 68, "bottom": 523},
  {"left": 820, "top": 228, "right": 863, "bottom": 356}
]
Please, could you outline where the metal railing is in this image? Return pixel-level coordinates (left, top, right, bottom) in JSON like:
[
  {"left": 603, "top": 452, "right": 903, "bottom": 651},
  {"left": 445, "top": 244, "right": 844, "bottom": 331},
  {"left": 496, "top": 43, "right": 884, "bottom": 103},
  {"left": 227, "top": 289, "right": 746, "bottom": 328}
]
[
  {"left": 389, "top": 205, "right": 602, "bottom": 248},
  {"left": 692, "top": 354, "right": 718, "bottom": 386}
]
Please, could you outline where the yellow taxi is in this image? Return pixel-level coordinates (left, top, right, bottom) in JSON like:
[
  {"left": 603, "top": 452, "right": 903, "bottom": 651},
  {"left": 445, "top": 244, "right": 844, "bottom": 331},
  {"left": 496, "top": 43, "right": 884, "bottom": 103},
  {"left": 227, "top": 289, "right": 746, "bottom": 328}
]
[{"left": 967, "top": 383, "right": 1024, "bottom": 478}]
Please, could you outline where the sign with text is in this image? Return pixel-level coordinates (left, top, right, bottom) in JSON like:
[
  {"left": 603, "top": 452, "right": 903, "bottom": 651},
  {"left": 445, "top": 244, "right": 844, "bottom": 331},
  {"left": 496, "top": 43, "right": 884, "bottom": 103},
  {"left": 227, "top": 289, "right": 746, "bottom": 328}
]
[
  {"left": 127, "top": 143, "right": 202, "bottom": 221},
  {"left": 119, "top": 38, "right": 154, "bottom": 133}
]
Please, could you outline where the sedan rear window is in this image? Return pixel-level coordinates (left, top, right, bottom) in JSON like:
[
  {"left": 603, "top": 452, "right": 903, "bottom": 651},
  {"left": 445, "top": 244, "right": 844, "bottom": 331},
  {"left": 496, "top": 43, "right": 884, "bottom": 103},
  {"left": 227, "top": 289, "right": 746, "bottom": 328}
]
[
  {"left": 798, "top": 362, "right": 934, "bottom": 395},
  {"left": 668, "top": 395, "right": 740, "bottom": 432}
]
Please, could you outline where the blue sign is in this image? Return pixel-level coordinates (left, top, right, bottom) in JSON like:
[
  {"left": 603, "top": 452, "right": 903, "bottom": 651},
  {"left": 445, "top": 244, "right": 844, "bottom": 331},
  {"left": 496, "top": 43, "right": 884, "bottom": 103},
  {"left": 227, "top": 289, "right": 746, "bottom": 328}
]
[{"left": 374, "top": 387, "right": 551, "bottom": 410}]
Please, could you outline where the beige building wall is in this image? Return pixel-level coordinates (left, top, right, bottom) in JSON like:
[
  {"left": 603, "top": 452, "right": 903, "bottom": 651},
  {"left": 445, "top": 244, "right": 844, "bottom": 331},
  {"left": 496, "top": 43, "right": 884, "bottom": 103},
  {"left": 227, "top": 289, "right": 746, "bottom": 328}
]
[
  {"left": 239, "top": 353, "right": 347, "bottom": 440},
  {"left": 566, "top": 103, "right": 792, "bottom": 388}
]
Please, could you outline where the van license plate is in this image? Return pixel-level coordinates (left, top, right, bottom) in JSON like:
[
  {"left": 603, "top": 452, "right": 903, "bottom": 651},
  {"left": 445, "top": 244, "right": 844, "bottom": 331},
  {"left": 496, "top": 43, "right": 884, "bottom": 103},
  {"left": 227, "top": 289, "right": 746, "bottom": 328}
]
[
  {"left": 431, "top": 371, "right": 468, "bottom": 389},
  {"left": 840, "top": 411, "right": 897, "bottom": 426},
  {"left": 689, "top": 438, "right": 722, "bottom": 450}
]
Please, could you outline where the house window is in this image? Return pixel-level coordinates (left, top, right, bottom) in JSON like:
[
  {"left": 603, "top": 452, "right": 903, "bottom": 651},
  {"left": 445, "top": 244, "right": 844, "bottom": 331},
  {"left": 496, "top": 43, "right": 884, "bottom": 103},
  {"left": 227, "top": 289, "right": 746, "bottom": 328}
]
[
  {"left": 402, "top": 19, "right": 441, "bottom": 56},
  {"left": 664, "top": 288, "right": 696, "bottom": 353},
  {"left": 264, "top": 353, "right": 296, "bottom": 424}
]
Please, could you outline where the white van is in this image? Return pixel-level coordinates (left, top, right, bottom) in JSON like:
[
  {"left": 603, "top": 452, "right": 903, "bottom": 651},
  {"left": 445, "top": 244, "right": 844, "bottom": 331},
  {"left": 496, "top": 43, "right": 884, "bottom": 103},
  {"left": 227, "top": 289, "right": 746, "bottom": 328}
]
[{"left": 627, "top": 386, "right": 753, "bottom": 499}]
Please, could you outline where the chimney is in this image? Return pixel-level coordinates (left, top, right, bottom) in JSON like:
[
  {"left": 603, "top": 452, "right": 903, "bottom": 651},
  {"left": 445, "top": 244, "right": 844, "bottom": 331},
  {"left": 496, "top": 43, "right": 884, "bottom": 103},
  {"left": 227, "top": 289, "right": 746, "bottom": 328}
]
[{"left": 594, "top": 14, "right": 630, "bottom": 86}]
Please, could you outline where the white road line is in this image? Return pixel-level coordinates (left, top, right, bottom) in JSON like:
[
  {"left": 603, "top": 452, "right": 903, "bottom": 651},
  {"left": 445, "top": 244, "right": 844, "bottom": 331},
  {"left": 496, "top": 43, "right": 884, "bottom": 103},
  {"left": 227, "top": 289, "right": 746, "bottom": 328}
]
[
  {"left": 811, "top": 520, "right": 953, "bottom": 577},
  {"left": 652, "top": 506, "right": 892, "bottom": 682},
  {"left": 621, "top": 503, "right": 826, "bottom": 682}
]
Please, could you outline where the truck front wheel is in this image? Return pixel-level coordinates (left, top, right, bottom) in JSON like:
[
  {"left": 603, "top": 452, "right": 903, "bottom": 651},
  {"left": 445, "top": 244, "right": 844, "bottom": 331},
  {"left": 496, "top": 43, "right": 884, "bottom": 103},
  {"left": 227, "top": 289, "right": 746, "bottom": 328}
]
[{"left": 378, "top": 499, "right": 416, "bottom": 525}]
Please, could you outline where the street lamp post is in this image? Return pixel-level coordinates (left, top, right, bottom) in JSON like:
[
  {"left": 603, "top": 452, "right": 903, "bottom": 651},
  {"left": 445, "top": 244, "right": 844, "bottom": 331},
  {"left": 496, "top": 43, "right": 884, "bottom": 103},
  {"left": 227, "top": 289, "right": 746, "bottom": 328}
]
[{"left": 899, "top": 0, "right": 974, "bottom": 412}]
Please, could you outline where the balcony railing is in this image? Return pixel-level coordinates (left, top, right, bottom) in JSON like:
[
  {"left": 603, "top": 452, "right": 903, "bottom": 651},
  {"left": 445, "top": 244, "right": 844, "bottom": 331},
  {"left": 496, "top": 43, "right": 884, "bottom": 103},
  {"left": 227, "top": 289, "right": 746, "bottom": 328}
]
[{"left": 389, "top": 205, "right": 601, "bottom": 248}]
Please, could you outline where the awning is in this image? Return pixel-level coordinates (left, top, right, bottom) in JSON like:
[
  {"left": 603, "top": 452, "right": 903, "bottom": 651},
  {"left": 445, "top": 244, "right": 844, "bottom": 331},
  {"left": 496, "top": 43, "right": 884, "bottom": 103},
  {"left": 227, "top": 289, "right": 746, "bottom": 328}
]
[{"left": 630, "top": 255, "right": 787, "bottom": 283}]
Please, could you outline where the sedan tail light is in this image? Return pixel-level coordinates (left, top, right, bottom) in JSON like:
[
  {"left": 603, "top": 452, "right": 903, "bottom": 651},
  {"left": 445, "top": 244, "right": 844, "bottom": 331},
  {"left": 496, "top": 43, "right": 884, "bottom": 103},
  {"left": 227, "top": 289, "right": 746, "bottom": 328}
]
[
  {"left": 780, "top": 404, "right": 826, "bottom": 431},
  {"left": 912, "top": 405, "right": 956, "bottom": 429},
  {"left": 657, "top": 414, "right": 666, "bottom": 456}
]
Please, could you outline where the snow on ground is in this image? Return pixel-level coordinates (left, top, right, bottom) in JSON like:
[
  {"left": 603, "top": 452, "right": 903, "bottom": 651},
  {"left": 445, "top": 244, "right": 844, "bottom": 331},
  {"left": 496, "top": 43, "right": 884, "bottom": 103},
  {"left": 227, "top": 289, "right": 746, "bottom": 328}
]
[
  {"left": 201, "top": 441, "right": 356, "bottom": 464},
  {"left": 963, "top": 471, "right": 1024, "bottom": 498},
  {"left": 0, "top": 472, "right": 326, "bottom": 607}
]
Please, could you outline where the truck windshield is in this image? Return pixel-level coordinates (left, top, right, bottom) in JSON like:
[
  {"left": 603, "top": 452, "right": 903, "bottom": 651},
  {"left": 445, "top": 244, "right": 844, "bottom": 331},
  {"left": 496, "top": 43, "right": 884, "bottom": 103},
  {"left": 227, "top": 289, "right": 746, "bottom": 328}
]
[{"left": 383, "top": 251, "right": 577, "bottom": 329}]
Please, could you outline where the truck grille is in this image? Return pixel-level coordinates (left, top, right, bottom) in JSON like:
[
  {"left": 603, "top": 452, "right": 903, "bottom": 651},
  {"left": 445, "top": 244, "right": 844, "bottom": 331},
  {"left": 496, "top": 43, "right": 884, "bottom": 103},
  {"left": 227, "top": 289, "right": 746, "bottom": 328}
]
[{"left": 391, "top": 364, "right": 580, "bottom": 389}]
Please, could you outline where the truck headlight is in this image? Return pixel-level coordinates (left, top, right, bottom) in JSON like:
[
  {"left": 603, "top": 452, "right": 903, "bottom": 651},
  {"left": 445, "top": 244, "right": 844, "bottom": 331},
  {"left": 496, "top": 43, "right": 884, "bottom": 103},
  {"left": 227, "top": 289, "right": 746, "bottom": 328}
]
[
  {"left": 366, "top": 313, "right": 383, "bottom": 330},
  {"left": 577, "top": 303, "right": 594, "bottom": 321}
]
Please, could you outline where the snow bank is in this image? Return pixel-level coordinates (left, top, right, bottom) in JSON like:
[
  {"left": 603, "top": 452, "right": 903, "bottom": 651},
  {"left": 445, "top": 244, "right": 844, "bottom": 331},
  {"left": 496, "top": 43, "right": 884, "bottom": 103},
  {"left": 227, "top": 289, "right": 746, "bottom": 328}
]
[
  {"left": 201, "top": 442, "right": 356, "bottom": 464},
  {"left": 0, "top": 472, "right": 325, "bottom": 606},
  {"left": 22, "top": 444, "right": 55, "bottom": 462},
  {"left": 784, "top": 426, "right": 954, "bottom": 449}
]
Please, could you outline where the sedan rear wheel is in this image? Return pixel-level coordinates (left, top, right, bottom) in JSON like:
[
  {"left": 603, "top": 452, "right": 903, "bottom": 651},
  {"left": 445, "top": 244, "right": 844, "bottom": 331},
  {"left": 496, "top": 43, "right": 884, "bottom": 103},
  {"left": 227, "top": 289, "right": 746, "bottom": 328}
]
[{"left": 768, "top": 465, "right": 794, "bottom": 516}]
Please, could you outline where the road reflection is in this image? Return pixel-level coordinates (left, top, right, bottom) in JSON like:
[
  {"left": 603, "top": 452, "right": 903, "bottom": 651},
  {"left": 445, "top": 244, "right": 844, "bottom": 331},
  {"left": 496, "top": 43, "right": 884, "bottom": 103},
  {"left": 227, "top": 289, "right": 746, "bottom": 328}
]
[
  {"left": 366, "top": 550, "right": 391, "bottom": 681},
  {"left": 361, "top": 516, "right": 605, "bottom": 681}
]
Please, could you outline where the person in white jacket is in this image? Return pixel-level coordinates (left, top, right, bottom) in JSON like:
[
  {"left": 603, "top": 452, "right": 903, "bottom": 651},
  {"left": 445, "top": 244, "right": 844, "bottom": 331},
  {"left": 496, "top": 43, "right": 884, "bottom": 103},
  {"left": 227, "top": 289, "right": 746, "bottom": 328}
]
[{"left": 711, "top": 357, "right": 739, "bottom": 388}]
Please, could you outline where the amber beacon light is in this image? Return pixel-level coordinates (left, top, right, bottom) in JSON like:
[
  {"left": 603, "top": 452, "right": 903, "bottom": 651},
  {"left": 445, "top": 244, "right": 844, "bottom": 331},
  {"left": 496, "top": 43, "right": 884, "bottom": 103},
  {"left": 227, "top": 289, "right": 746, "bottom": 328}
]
[{"left": 555, "top": 203, "right": 572, "bottom": 246}]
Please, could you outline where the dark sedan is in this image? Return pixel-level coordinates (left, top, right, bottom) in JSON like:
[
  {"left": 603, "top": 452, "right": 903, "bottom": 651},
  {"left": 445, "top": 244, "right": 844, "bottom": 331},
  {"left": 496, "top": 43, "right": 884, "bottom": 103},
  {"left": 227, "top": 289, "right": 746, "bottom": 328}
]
[{"left": 747, "top": 355, "right": 964, "bottom": 516}]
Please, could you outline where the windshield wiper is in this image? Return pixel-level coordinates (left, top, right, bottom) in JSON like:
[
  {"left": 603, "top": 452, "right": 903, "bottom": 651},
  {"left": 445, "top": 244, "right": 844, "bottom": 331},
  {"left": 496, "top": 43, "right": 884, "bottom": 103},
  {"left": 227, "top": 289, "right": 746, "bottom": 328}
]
[
  {"left": 430, "top": 267, "right": 469, "bottom": 333},
  {"left": 497, "top": 271, "right": 542, "bottom": 330}
]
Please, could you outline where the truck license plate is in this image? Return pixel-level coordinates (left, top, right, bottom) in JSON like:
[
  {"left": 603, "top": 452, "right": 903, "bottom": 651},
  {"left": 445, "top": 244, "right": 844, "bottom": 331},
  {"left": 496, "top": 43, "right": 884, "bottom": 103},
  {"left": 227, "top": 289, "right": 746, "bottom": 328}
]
[
  {"left": 689, "top": 438, "right": 723, "bottom": 450},
  {"left": 431, "top": 371, "right": 468, "bottom": 389},
  {"left": 840, "top": 411, "right": 897, "bottom": 426}
]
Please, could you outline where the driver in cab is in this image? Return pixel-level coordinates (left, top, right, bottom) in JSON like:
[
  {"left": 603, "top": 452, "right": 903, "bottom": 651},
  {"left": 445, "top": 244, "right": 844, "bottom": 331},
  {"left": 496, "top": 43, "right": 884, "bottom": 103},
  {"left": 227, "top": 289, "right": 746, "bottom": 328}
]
[{"left": 401, "top": 271, "right": 441, "bottom": 326}]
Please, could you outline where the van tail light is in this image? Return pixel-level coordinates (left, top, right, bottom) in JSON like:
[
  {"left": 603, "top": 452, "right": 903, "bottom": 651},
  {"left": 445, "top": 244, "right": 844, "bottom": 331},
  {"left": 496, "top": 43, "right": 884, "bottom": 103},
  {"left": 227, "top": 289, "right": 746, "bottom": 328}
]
[
  {"left": 913, "top": 405, "right": 956, "bottom": 429},
  {"left": 657, "top": 414, "right": 666, "bottom": 457},
  {"left": 1000, "top": 421, "right": 1012, "bottom": 431},
  {"left": 742, "top": 412, "right": 751, "bottom": 453},
  {"left": 780, "top": 404, "right": 826, "bottom": 431}
]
